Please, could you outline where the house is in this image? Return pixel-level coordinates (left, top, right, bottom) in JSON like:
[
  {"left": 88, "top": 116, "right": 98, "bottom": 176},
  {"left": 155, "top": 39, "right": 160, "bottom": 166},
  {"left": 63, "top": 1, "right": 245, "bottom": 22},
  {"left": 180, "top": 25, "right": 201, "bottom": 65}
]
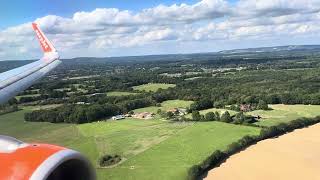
[
  {"left": 132, "top": 112, "right": 154, "bottom": 119},
  {"left": 112, "top": 115, "right": 125, "bottom": 120},
  {"left": 240, "top": 104, "right": 252, "bottom": 112},
  {"left": 75, "top": 102, "right": 90, "bottom": 105},
  {"left": 167, "top": 108, "right": 188, "bottom": 116},
  {"left": 177, "top": 108, "right": 188, "bottom": 115},
  {"left": 167, "top": 108, "right": 179, "bottom": 114}
]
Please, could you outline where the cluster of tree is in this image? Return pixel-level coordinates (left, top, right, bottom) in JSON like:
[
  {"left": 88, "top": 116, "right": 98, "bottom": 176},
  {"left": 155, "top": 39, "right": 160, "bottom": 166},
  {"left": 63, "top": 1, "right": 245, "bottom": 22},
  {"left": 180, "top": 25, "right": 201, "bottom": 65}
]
[
  {"left": 189, "top": 99, "right": 213, "bottom": 111},
  {"left": 157, "top": 109, "right": 181, "bottom": 120},
  {"left": 117, "top": 97, "right": 155, "bottom": 112},
  {"left": 16, "top": 90, "right": 39, "bottom": 96},
  {"left": 15, "top": 53, "right": 320, "bottom": 107},
  {"left": 187, "top": 116, "right": 320, "bottom": 180},
  {"left": 0, "top": 105, "right": 19, "bottom": 115},
  {"left": 167, "top": 66, "right": 320, "bottom": 105},
  {"left": 191, "top": 111, "right": 256, "bottom": 124},
  {"left": 19, "top": 91, "right": 67, "bottom": 103},
  {"left": 24, "top": 96, "right": 157, "bottom": 124},
  {"left": 0, "top": 98, "right": 19, "bottom": 115},
  {"left": 158, "top": 109, "right": 173, "bottom": 119},
  {"left": 99, "top": 154, "right": 121, "bottom": 167},
  {"left": 229, "top": 100, "right": 270, "bottom": 112},
  {"left": 24, "top": 104, "right": 121, "bottom": 124}
]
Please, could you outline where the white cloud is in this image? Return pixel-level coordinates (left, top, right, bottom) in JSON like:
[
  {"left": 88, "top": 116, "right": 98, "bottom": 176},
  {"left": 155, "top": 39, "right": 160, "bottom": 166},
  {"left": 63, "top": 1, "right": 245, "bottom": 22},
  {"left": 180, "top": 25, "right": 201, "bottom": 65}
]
[{"left": 1, "top": 0, "right": 320, "bottom": 60}]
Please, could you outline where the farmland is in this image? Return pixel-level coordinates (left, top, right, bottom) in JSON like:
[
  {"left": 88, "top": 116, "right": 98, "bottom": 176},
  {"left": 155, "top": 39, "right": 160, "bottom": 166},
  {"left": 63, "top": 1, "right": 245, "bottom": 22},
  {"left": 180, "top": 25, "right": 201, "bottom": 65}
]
[
  {"left": 134, "top": 100, "right": 193, "bottom": 113},
  {"left": 0, "top": 109, "right": 99, "bottom": 162},
  {"left": 0, "top": 108, "right": 259, "bottom": 180},
  {"left": 2, "top": 104, "right": 320, "bottom": 179},
  {"left": 2, "top": 50, "right": 320, "bottom": 180},
  {"left": 250, "top": 104, "right": 320, "bottom": 127},
  {"left": 3, "top": 104, "right": 320, "bottom": 179},
  {"left": 132, "top": 83, "right": 176, "bottom": 92},
  {"left": 107, "top": 91, "right": 140, "bottom": 97},
  {"left": 15, "top": 94, "right": 40, "bottom": 100},
  {"left": 96, "top": 122, "right": 260, "bottom": 180}
]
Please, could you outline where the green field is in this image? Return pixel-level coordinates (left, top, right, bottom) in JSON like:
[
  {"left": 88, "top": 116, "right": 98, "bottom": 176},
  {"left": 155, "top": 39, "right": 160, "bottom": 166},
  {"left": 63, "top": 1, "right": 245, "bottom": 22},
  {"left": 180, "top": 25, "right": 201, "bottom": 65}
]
[
  {"left": 133, "top": 83, "right": 176, "bottom": 92},
  {"left": 107, "top": 91, "right": 140, "bottom": 97},
  {"left": 2, "top": 104, "right": 320, "bottom": 179},
  {"left": 184, "top": 105, "right": 320, "bottom": 127},
  {"left": 250, "top": 104, "right": 320, "bottom": 126},
  {"left": 0, "top": 106, "right": 259, "bottom": 180},
  {"left": 15, "top": 94, "right": 40, "bottom": 100},
  {"left": 134, "top": 100, "right": 193, "bottom": 113},
  {"left": 0, "top": 109, "right": 99, "bottom": 162},
  {"left": 96, "top": 122, "right": 260, "bottom": 180}
]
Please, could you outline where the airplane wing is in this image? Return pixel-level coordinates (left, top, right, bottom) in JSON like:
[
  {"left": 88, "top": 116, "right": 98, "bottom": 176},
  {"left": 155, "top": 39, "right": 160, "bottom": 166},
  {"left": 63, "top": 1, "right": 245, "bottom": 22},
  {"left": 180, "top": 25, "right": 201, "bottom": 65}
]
[
  {"left": 0, "top": 24, "right": 96, "bottom": 180},
  {"left": 0, "top": 23, "right": 61, "bottom": 104}
]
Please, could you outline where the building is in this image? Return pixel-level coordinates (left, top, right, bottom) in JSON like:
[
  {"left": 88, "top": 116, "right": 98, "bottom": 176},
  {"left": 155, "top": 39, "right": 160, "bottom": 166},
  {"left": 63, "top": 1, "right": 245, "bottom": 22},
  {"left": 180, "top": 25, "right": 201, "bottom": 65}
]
[
  {"left": 132, "top": 112, "right": 154, "bottom": 119},
  {"left": 240, "top": 104, "right": 252, "bottom": 112},
  {"left": 167, "top": 108, "right": 188, "bottom": 116},
  {"left": 75, "top": 102, "right": 90, "bottom": 105},
  {"left": 112, "top": 115, "right": 125, "bottom": 120}
]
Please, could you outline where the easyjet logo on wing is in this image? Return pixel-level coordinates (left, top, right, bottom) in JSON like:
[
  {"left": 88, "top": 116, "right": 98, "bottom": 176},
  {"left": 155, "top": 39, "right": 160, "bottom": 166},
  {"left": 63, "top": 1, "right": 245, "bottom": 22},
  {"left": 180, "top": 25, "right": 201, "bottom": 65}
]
[{"left": 35, "top": 29, "right": 50, "bottom": 51}]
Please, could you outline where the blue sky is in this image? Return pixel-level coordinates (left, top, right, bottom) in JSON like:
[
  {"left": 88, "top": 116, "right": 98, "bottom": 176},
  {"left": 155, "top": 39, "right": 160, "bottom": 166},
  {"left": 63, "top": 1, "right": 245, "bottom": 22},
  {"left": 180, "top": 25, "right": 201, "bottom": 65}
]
[
  {"left": 0, "top": 0, "right": 200, "bottom": 29},
  {"left": 0, "top": 0, "right": 319, "bottom": 60}
]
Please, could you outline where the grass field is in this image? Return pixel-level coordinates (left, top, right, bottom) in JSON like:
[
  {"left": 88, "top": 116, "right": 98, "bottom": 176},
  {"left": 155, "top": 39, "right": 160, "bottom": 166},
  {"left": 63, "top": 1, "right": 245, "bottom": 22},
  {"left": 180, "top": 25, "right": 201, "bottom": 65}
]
[
  {"left": 97, "top": 122, "right": 260, "bottom": 180},
  {"left": 0, "top": 109, "right": 99, "bottom": 163},
  {"left": 15, "top": 94, "right": 40, "bottom": 100},
  {"left": 183, "top": 105, "right": 320, "bottom": 127},
  {"left": 78, "top": 119, "right": 191, "bottom": 167},
  {"left": 2, "top": 104, "right": 319, "bottom": 179},
  {"left": 134, "top": 100, "right": 193, "bottom": 113},
  {"left": 107, "top": 91, "right": 140, "bottom": 97},
  {"left": 250, "top": 104, "right": 320, "bottom": 127},
  {"left": 132, "top": 83, "right": 176, "bottom": 92},
  {"left": 0, "top": 106, "right": 259, "bottom": 180}
]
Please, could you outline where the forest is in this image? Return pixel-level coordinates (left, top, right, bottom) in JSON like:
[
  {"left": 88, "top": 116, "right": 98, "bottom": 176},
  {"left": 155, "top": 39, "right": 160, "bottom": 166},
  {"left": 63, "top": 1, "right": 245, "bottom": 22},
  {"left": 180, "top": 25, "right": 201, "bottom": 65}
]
[{"left": 1, "top": 48, "right": 320, "bottom": 124}]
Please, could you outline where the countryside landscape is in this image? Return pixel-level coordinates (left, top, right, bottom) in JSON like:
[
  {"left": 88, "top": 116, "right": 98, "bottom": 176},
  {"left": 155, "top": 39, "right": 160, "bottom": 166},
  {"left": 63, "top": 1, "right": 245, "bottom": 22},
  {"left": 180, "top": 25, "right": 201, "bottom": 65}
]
[{"left": 1, "top": 46, "right": 320, "bottom": 179}]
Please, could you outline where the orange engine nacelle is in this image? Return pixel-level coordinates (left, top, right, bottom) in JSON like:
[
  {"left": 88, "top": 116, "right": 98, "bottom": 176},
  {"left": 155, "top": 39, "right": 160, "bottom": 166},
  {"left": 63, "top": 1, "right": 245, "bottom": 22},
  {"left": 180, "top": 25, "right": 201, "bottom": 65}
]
[{"left": 0, "top": 135, "right": 96, "bottom": 180}]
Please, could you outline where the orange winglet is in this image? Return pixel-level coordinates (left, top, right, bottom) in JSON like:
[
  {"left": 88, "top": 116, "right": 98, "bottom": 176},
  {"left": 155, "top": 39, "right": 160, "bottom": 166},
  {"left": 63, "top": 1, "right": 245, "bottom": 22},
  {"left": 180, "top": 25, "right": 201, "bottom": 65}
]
[
  {"left": 0, "top": 144, "right": 64, "bottom": 180},
  {"left": 32, "top": 23, "right": 54, "bottom": 53}
]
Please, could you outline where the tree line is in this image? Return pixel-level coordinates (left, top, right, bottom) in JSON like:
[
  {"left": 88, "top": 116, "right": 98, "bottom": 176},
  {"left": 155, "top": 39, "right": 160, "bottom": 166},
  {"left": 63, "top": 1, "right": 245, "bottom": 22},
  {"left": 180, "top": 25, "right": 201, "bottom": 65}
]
[{"left": 24, "top": 97, "right": 155, "bottom": 124}]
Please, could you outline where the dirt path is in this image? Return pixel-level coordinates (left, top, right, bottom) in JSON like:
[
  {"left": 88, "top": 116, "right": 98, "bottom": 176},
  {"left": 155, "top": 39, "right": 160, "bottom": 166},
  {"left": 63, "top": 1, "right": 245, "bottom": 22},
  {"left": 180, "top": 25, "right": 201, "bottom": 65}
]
[{"left": 204, "top": 123, "right": 320, "bottom": 180}]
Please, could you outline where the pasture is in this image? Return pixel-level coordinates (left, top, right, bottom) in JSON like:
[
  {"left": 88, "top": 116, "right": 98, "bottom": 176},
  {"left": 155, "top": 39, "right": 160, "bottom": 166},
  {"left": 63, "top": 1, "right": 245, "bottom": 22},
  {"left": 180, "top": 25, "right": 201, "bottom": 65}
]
[
  {"left": 15, "top": 94, "right": 40, "bottom": 100},
  {"left": 250, "top": 104, "right": 320, "bottom": 127},
  {"left": 96, "top": 122, "right": 260, "bottom": 180},
  {"left": 132, "top": 83, "right": 176, "bottom": 92},
  {"left": 2, "top": 104, "right": 319, "bottom": 179},
  {"left": 0, "top": 109, "right": 99, "bottom": 163},
  {"left": 107, "top": 91, "right": 140, "bottom": 97},
  {"left": 0, "top": 107, "right": 259, "bottom": 180},
  {"left": 134, "top": 99, "right": 193, "bottom": 113}
]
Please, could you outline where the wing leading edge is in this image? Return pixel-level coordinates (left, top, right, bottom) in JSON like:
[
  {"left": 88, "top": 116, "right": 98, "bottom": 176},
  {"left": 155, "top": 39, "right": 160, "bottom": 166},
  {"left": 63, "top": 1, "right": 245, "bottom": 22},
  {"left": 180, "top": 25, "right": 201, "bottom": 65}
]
[{"left": 0, "top": 23, "right": 61, "bottom": 104}]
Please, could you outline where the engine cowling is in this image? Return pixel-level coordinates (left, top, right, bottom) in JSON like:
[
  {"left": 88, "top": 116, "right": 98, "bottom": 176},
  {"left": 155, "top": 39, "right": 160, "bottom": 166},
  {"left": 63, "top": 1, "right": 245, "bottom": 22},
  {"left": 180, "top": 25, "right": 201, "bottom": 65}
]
[{"left": 0, "top": 135, "right": 96, "bottom": 180}]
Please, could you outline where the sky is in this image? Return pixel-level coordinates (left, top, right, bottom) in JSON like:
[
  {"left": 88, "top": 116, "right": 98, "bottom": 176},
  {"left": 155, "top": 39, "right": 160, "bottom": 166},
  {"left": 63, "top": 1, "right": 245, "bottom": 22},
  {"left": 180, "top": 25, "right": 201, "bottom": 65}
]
[{"left": 0, "top": 0, "right": 320, "bottom": 60}]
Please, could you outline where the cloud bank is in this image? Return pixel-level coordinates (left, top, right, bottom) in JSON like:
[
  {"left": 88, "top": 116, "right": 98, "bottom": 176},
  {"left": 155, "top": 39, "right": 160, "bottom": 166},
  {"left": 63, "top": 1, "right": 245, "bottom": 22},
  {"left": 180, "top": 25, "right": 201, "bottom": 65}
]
[{"left": 1, "top": 0, "right": 320, "bottom": 60}]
